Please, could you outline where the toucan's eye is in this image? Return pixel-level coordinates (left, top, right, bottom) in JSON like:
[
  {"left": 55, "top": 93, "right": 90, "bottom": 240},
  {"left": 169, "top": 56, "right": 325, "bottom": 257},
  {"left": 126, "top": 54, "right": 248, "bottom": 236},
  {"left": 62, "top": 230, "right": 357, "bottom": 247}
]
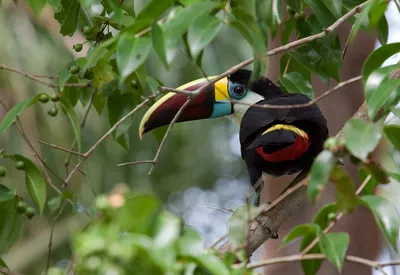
[{"left": 230, "top": 84, "right": 247, "bottom": 100}]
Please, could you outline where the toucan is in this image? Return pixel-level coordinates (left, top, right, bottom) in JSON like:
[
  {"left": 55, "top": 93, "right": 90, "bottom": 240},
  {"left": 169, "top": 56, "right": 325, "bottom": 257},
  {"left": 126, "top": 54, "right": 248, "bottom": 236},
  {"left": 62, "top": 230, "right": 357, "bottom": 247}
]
[{"left": 139, "top": 69, "right": 328, "bottom": 205}]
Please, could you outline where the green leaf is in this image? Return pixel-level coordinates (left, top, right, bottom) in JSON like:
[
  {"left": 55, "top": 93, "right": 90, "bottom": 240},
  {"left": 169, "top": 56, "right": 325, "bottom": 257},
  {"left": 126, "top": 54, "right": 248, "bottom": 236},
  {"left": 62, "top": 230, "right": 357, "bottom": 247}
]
[
  {"left": 6, "top": 155, "right": 46, "bottom": 214},
  {"left": 27, "top": 0, "right": 46, "bottom": 15},
  {"left": 228, "top": 205, "right": 249, "bottom": 251},
  {"left": 358, "top": 167, "right": 378, "bottom": 195},
  {"left": 60, "top": 97, "right": 81, "bottom": 153},
  {"left": 365, "top": 65, "right": 400, "bottom": 119},
  {"left": 281, "top": 223, "right": 321, "bottom": 248},
  {"left": 153, "top": 212, "right": 181, "bottom": 249},
  {"left": 362, "top": 42, "right": 400, "bottom": 83},
  {"left": 308, "top": 150, "right": 336, "bottom": 202},
  {"left": 376, "top": 15, "right": 389, "bottom": 46},
  {"left": 0, "top": 185, "right": 23, "bottom": 254},
  {"left": 330, "top": 166, "right": 357, "bottom": 213},
  {"left": 349, "top": 0, "right": 378, "bottom": 43},
  {"left": 92, "top": 59, "right": 115, "bottom": 89},
  {"left": 47, "top": 196, "right": 62, "bottom": 214},
  {"left": 151, "top": 22, "right": 169, "bottom": 69},
  {"left": 187, "top": 15, "right": 222, "bottom": 58},
  {"left": 117, "top": 34, "right": 152, "bottom": 84},
  {"left": 319, "top": 233, "right": 349, "bottom": 272},
  {"left": 54, "top": 0, "right": 81, "bottom": 36},
  {"left": 313, "top": 203, "right": 337, "bottom": 228},
  {"left": 135, "top": 0, "right": 174, "bottom": 27},
  {"left": 256, "top": 0, "right": 283, "bottom": 37},
  {"left": 280, "top": 72, "right": 314, "bottom": 99},
  {"left": 0, "top": 258, "right": 7, "bottom": 268},
  {"left": 285, "top": 0, "right": 301, "bottom": 12},
  {"left": 163, "top": 2, "right": 219, "bottom": 44},
  {"left": 359, "top": 195, "right": 399, "bottom": 252},
  {"left": 0, "top": 95, "right": 41, "bottom": 136},
  {"left": 118, "top": 194, "right": 162, "bottom": 234},
  {"left": 177, "top": 227, "right": 204, "bottom": 256},
  {"left": 304, "top": 0, "right": 336, "bottom": 27},
  {"left": 343, "top": 119, "right": 382, "bottom": 162},
  {"left": 81, "top": 37, "right": 118, "bottom": 75},
  {"left": 194, "top": 255, "right": 230, "bottom": 275},
  {"left": 384, "top": 125, "right": 400, "bottom": 151},
  {"left": 301, "top": 233, "right": 323, "bottom": 275},
  {"left": 324, "top": 0, "right": 342, "bottom": 18}
]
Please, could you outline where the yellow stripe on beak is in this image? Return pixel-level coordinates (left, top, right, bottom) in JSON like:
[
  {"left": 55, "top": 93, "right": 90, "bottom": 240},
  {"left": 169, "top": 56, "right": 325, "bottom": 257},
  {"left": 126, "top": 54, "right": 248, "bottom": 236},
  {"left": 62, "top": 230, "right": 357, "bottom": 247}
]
[
  {"left": 214, "top": 77, "right": 229, "bottom": 101},
  {"left": 263, "top": 124, "right": 308, "bottom": 138}
]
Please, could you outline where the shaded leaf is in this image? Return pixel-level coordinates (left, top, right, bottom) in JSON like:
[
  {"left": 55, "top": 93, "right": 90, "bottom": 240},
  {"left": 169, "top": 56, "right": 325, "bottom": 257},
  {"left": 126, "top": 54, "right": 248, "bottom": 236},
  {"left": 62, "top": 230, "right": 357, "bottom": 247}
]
[
  {"left": 54, "top": 0, "right": 81, "bottom": 36},
  {"left": 308, "top": 150, "right": 336, "bottom": 203},
  {"left": 330, "top": 166, "right": 357, "bottom": 213},
  {"left": 304, "top": 0, "right": 336, "bottom": 27},
  {"left": 359, "top": 195, "right": 399, "bottom": 252},
  {"left": 319, "top": 233, "right": 349, "bottom": 272},
  {"left": 349, "top": 0, "right": 378, "bottom": 44},
  {"left": 194, "top": 254, "right": 230, "bottom": 275},
  {"left": 60, "top": 97, "right": 82, "bottom": 152},
  {"left": 384, "top": 124, "right": 400, "bottom": 151},
  {"left": 343, "top": 119, "right": 382, "bottom": 162},
  {"left": 376, "top": 15, "right": 389, "bottom": 45},
  {"left": 135, "top": 0, "right": 174, "bottom": 27},
  {"left": 313, "top": 203, "right": 337, "bottom": 228},
  {"left": 280, "top": 72, "right": 314, "bottom": 99},
  {"left": 0, "top": 185, "right": 23, "bottom": 254},
  {"left": 153, "top": 212, "right": 181, "bottom": 249},
  {"left": 281, "top": 223, "right": 321, "bottom": 248},
  {"left": 0, "top": 95, "right": 41, "bottom": 136},
  {"left": 151, "top": 22, "right": 169, "bottom": 69},
  {"left": 6, "top": 155, "right": 46, "bottom": 214},
  {"left": 187, "top": 15, "right": 222, "bottom": 58}
]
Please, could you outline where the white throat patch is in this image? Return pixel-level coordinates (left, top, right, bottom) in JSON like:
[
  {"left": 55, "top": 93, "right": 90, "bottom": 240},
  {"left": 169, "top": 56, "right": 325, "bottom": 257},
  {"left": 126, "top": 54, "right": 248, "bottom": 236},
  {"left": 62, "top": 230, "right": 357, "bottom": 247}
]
[{"left": 229, "top": 92, "right": 264, "bottom": 125}]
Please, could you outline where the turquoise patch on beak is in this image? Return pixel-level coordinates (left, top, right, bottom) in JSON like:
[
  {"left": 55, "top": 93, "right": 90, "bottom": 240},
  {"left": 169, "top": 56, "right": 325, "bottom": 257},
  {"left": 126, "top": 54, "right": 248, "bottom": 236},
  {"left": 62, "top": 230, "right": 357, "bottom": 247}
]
[{"left": 211, "top": 101, "right": 232, "bottom": 118}]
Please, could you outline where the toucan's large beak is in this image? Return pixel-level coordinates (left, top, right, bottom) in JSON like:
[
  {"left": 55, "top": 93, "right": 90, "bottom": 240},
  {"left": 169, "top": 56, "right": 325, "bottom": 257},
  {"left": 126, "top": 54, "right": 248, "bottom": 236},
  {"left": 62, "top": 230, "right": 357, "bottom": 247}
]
[{"left": 139, "top": 76, "right": 232, "bottom": 139}]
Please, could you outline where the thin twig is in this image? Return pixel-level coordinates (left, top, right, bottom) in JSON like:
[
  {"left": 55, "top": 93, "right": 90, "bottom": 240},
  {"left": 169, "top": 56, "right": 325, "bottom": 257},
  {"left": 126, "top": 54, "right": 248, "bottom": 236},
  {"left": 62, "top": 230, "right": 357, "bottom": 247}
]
[
  {"left": 46, "top": 202, "right": 67, "bottom": 272},
  {"left": 300, "top": 175, "right": 372, "bottom": 255},
  {"left": 0, "top": 64, "right": 89, "bottom": 88},
  {"left": 148, "top": 98, "right": 192, "bottom": 175},
  {"left": 240, "top": 253, "right": 394, "bottom": 274},
  {"left": 64, "top": 89, "right": 98, "bottom": 174},
  {"left": 63, "top": 93, "right": 159, "bottom": 187},
  {"left": 38, "top": 140, "right": 86, "bottom": 157},
  {"left": 209, "top": 235, "right": 227, "bottom": 249},
  {"left": 117, "top": 160, "right": 155, "bottom": 167}
]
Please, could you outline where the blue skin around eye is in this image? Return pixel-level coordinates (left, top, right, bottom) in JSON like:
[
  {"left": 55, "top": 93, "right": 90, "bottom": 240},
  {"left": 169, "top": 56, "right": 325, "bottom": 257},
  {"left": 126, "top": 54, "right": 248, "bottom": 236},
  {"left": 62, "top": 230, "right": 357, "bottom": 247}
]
[
  {"left": 229, "top": 82, "right": 247, "bottom": 100},
  {"left": 210, "top": 82, "right": 247, "bottom": 118}
]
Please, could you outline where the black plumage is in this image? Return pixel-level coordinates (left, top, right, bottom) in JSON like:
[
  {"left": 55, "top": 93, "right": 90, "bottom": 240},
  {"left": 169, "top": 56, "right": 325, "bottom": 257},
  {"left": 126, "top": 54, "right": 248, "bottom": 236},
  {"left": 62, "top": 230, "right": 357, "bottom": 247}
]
[{"left": 238, "top": 75, "right": 328, "bottom": 189}]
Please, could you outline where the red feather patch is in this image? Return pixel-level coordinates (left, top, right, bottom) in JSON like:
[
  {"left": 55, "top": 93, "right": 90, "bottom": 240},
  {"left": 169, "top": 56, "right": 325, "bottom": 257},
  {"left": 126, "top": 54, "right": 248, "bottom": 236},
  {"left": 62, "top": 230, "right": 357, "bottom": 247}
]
[{"left": 256, "top": 135, "right": 309, "bottom": 162}]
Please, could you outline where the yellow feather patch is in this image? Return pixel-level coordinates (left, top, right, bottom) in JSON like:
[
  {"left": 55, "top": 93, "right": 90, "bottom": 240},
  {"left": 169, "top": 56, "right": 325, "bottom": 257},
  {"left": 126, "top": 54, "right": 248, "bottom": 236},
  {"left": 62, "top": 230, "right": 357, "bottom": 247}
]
[{"left": 263, "top": 124, "right": 307, "bottom": 138}]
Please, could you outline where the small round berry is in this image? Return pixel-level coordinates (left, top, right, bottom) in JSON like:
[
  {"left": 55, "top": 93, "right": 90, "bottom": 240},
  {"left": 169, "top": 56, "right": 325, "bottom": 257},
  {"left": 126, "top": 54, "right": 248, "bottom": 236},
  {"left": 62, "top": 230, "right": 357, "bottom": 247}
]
[
  {"left": 25, "top": 206, "right": 36, "bottom": 219},
  {"left": 39, "top": 94, "right": 50, "bottom": 103},
  {"left": 15, "top": 161, "right": 25, "bottom": 170},
  {"left": 48, "top": 107, "right": 58, "bottom": 117},
  {"left": 84, "top": 70, "right": 94, "bottom": 80},
  {"left": 327, "top": 212, "right": 336, "bottom": 221},
  {"left": 50, "top": 94, "right": 60, "bottom": 102},
  {"left": 69, "top": 65, "right": 80, "bottom": 75},
  {"left": 73, "top": 43, "right": 83, "bottom": 52},
  {"left": 16, "top": 201, "right": 27, "bottom": 214},
  {"left": 83, "top": 26, "right": 92, "bottom": 35},
  {"left": 0, "top": 166, "right": 6, "bottom": 178}
]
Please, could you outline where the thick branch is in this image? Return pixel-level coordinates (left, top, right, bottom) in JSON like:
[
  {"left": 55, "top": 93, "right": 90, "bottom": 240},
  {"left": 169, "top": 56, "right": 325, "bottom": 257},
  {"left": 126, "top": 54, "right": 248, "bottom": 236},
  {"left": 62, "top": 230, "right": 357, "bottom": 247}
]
[{"left": 218, "top": 102, "right": 371, "bottom": 255}]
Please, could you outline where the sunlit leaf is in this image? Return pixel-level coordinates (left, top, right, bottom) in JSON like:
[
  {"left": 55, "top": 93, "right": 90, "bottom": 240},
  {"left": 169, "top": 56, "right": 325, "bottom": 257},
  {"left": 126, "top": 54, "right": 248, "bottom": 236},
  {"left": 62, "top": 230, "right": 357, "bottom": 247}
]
[
  {"left": 343, "top": 119, "right": 382, "bottom": 162},
  {"left": 349, "top": 0, "right": 378, "bottom": 44},
  {"left": 319, "top": 232, "right": 349, "bottom": 272},
  {"left": 281, "top": 223, "right": 321, "bottom": 248},
  {"left": 304, "top": 0, "right": 336, "bottom": 27},
  {"left": 359, "top": 195, "right": 399, "bottom": 252},
  {"left": 194, "top": 254, "right": 230, "bottom": 275},
  {"left": 153, "top": 212, "right": 181, "bottom": 249},
  {"left": 135, "top": 0, "right": 174, "bottom": 27},
  {"left": 177, "top": 227, "right": 204, "bottom": 256},
  {"left": 117, "top": 34, "right": 152, "bottom": 84},
  {"left": 362, "top": 42, "right": 400, "bottom": 83},
  {"left": 313, "top": 203, "right": 337, "bottom": 228},
  {"left": 27, "top": 0, "right": 46, "bottom": 16}
]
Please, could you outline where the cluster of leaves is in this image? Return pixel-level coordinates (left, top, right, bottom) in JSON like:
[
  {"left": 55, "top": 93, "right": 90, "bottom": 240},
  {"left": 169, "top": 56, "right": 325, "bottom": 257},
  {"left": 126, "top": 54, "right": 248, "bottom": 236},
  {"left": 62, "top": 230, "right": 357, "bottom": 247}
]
[{"left": 47, "top": 193, "right": 257, "bottom": 275}]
